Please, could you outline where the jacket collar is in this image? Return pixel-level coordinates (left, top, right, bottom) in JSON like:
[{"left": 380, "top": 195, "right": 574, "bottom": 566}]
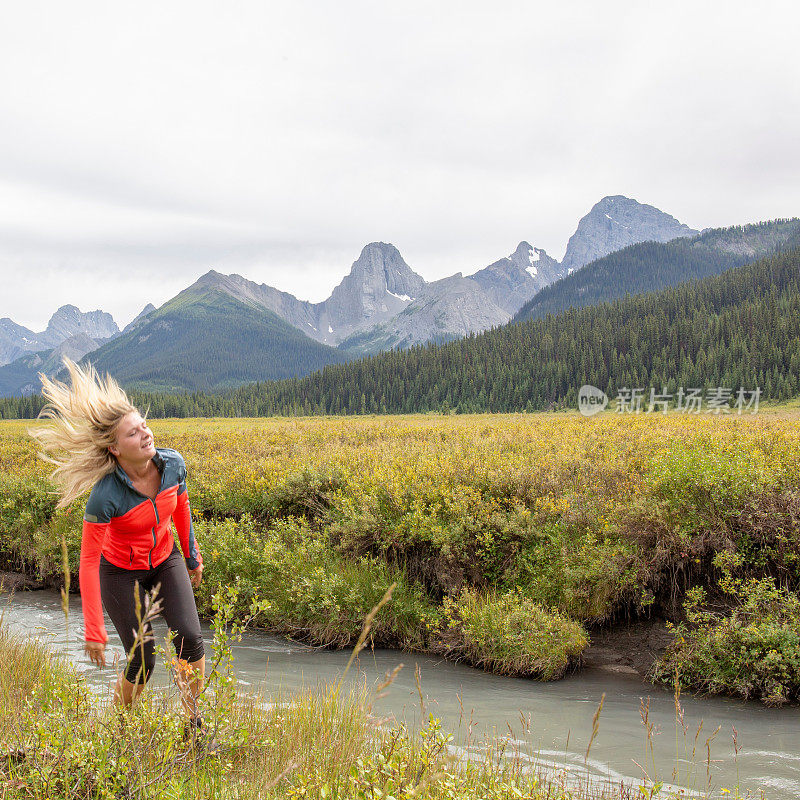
[{"left": 114, "top": 449, "right": 165, "bottom": 490}]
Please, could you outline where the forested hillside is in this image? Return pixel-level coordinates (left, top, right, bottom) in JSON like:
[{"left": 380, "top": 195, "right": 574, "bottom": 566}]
[{"left": 84, "top": 288, "right": 352, "bottom": 392}]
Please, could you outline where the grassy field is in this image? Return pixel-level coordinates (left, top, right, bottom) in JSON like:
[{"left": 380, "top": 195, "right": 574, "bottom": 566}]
[{"left": 2, "top": 407, "right": 800, "bottom": 702}]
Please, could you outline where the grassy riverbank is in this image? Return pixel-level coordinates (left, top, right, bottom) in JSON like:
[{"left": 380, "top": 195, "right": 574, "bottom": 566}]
[
  {"left": 0, "top": 613, "right": 758, "bottom": 800},
  {"left": 0, "top": 615, "right": 557, "bottom": 799},
  {"left": 2, "top": 409, "right": 800, "bottom": 701}
]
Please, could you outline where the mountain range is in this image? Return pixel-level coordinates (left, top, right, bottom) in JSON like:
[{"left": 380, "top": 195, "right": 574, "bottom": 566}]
[
  {"left": 2, "top": 195, "right": 795, "bottom": 396},
  {"left": 0, "top": 305, "right": 119, "bottom": 367},
  {"left": 190, "top": 239, "right": 800, "bottom": 416}
]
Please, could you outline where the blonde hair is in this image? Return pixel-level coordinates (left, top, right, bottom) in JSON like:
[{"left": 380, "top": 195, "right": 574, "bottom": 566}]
[{"left": 30, "top": 358, "right": 137, "bottom": 509}]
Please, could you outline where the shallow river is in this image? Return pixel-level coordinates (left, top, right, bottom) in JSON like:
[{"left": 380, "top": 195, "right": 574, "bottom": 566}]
[{"left": 3, "top": 590, "right": 799, "bottom": 798}]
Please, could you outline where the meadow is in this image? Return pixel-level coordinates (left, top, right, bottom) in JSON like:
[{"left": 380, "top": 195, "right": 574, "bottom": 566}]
[{"left": 2, "top": 408, "right": 800, "bottom": 702}]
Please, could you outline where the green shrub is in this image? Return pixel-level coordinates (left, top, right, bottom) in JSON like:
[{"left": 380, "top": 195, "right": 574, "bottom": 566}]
[
  {"left": 190, "top": 465, "right": 346, "bottom": 523},
  {"left": 196, "top": 514, "right": 436, "bottom": 649},
  {"left": 653, "top": 576, "right": 800, "bottom": 705},
  {"left": 441, "top": 588, "right": 588, "bottom": 679},
  {"left": 0, "top": 474, "right": 58, "bottom": 573},
  {"left": 504, "top": 521, "right": 641, "bottom": 621}
]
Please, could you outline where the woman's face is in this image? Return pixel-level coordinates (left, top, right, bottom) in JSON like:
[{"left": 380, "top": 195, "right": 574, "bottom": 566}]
[{"left": 109, "top": 412, "right": 156, "bottom": 462}]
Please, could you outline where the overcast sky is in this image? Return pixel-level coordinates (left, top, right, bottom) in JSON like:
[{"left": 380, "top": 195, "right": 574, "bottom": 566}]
[{"left": 1, "top": 1, "right": 798, "bottom": 330}]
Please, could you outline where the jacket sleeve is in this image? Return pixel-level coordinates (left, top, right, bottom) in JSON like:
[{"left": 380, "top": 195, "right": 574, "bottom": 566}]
[
  {"left": 174, "top": 456, "right": 202, "bottom": 570},
  {"left": 80, "top": 489, "right": 112, "bottom": 644}
]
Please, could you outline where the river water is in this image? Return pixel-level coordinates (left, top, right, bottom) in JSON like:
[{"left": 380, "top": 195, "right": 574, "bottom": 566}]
[{"left": 3, "top": 589, "right": 799, "bottom": 798}]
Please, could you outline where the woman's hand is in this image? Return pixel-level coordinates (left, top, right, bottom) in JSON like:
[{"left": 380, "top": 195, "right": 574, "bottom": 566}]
[
  {"left": 188, "top": 563, "right": 203, "bottom": 588},
  {"left": 85, "top": 640, "right": 107, "bottom": 668}
]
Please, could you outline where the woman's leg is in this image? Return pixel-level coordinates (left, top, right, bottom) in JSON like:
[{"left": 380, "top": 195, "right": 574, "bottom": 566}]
[
  {"left": 173, "top": 654, "right": 206, "bottom": 721},
  {"left": 154, "top": 548, "right": 206, "bottom": 720},
  {"left": 99, "top": 558, "right": 157, "bottom": 707},
  {"left": 114, "top": 674, "right": 146, "bottom": 706}
]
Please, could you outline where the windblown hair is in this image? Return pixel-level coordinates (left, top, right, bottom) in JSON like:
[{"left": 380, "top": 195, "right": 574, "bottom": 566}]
[{"left": 30, "top": 359, "right": 137, "bottom": 509}]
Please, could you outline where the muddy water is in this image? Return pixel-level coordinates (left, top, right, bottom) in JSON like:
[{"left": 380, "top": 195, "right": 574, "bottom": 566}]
[{"left": 4, "top": 590, "right": 800, "bottom": 798}]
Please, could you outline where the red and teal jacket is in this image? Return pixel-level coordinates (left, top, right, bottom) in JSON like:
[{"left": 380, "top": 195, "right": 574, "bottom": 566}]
[{"left": 80, "top": 447, "right": 202, "bottom": 644}]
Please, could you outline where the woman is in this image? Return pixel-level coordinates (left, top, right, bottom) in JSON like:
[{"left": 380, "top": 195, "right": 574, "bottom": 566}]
[{"left": 32, "top": 359, "right": 205, "bottom": 730}]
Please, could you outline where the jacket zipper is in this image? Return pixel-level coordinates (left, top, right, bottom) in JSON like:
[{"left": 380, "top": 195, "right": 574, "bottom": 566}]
[
  {"left": 117, "top": 460, "right": 164, "bottom": 569},
  {"left": 148, "top": 497, "right": 159, "bottom": 569}
]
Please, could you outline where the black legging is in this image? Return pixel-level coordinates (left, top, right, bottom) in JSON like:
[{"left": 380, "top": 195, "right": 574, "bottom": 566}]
[{"left": 99, "top": 545, "right": 205, "bottom": 684}]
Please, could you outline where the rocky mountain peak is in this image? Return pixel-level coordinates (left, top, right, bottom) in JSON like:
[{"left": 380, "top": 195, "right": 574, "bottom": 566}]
[
  {"left": 0, "top": 317, "right": 36, "bottom": 341},
  {"left": 322, "top": 243, "right": 426, "bottom": 338},
  {"left": 0, "top": 318, "right": 40, "bottom": 367},
  {"left": 43, "top": 305, "right": 119, "bottom": 346},
  {"left": 191, "top": 270, "right": 258, "bottom": 299},
  {"left": 346, "top": 242, "right": 426, "bottom": 300},
  {"left": 561, "top": 195, "right": 698, "bottom": 273},
  {"left": 337, "top": 272, "right": 511, "bottom": 354},
  {"left": 468, "top": 241, "right": 565, "bottom": 315},
  {"left": 507, "top": 241, "right": 560, "bottom": 279},
  {"left": 194, "top": 269, "right": 225, "bottom": 286}
]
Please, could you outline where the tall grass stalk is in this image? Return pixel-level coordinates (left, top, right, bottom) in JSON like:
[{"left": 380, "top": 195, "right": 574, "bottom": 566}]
[
  {"left": 334, "top": 580, "right": 396, "bottom": 694},
  {"left": 59, "top": 535, "right": 69, "bottom": 632}
]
